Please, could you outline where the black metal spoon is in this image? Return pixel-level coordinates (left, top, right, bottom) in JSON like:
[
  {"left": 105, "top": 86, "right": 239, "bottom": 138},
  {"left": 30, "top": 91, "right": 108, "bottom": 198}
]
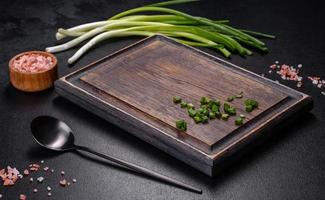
[{"left": 30, "top": 116, "right": 202, "bottom": 194}]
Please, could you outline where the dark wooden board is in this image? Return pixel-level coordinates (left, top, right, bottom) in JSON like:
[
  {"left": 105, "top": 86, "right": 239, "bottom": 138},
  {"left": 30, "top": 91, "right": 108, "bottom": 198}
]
[{"left": 55, "top": 35, "right": 312, "bottom": 176}]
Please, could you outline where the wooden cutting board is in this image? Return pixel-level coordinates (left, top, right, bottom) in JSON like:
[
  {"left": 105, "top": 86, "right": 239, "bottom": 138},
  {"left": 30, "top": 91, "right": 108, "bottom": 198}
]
[{"left": 55, "top": 35, "right": 312, "bottom": 176}]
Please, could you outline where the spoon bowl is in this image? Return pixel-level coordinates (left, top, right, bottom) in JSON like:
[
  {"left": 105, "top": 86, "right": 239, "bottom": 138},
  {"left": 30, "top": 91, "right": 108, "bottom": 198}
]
[{"left": 31, "top": 116, "right": 75, "bottom": 151}]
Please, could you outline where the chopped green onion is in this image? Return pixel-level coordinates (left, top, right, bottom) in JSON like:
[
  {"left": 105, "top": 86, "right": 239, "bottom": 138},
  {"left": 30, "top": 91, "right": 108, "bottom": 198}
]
[
  {"left": 245, "top": 105, "right": 253, "bottom": 112},
  {"left": 202, "top": 108, "right": 209, "bottom": 116},
  {"left": 245, "top": 99, "right": 258, "bottom": 108},
  {"left": 235, "top": 91, "right": 244, "bottom": 99},
  {"left": 224, "top": 103, "right": 236, "bottom": 115},
  {"left": 180, "top": 100, "right": 187, "bottom": 108},
  {"left": 202, "top": 116, "right": 209, "bottom": 123},
  {"left": 176, "top": 119, "right": 187, "bottom": 131},
  {"left": 186, "top": 103, "right": 195, "bottom": 109},
  {"left": 193, "top": 116, "right": 202, "bottom": 123},
  {"left": 221, "top": 113, "right": 229, "bottom": 120},
  {"left": 188, "top": 108, "right": 197, "bottom": 117},
  {"left": 173, "top": 96, "right": 182, "bottom": 104},
  {"left": 227, "top": 96, "right": 235, "bottom": 102},
  {"left": 200, "top": 96, "right": 209, "bottom": 105},
  {"left": 209, "top": 112, "right": 216, "bottom": 119},
  {"left": 211, "top": 104, "right": 219, "bottom": 113},
  {"left": 235, "top": 117, "right": 244, "bottom": 125},
  {"left": 244, "top": 99, "right": 258, "bottom": 112}
]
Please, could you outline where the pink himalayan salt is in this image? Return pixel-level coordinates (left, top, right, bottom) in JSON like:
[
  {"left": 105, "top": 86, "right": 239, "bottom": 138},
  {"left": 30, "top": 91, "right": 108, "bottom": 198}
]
[
  {"left": 0, "top": 166, "right": 20, "bottom": 186},
  {"left": 12, "top": 53, "right": 53, "bottom": 73},
  {"left": 19, "top": 194, "right": 26, "bottom": 200}
]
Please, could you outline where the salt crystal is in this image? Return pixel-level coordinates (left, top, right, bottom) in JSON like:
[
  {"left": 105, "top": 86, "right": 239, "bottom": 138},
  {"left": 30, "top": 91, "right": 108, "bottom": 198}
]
[
  {"left": 268, "top": 70, "right": 272, "bottom": 74},
  {"left": 19, "top": 194, "right": 26, "bottom": 200},
  {"left": 47, "top": 186, "right": 52, "bottom": 191},
  {"left": 298, "top": 64, "right": 302, "bottom": 68},
  {"left": 0, "top": 194, "right": 2, "bottom": 198},
  {"left": 60, "top": 171, "right": 65, "bottom": 176},
  {"left": 297, "top": 82, "right": 303, "bottom": 88},
  {"left": 37, "top": 176, "right": 44, "bottom": 183},
  {"left": 48, "top": 192, "right": 52, "bottom": 197},
  {"left": 72, "top": 178, "right": 77, "bottom": 183},
  {"left": 59, "top": 179, "right": 67, "bottom": 187},
  {"left": 270, "top": 64, "right": 276, "bottom": 69},
  {"left": 40, "top": 160, "right": 44, "bottom": 164},
  {"left": 33, "top": 188, "right": 38, "bottom": 193},
  {"left": 321, "top": 92, "right": 325, "bottom": 96},
  {"left": 43, "top": 167, "right": 49, "bottom": 171},
  {"left": 275, "top": 61, "right": 279, "bottom": 64},
  {"left": 50, "top": 169, "right": 54, "bottom": 173},
  {"left": 30, "top": 177, "right": 34, "bottom": 183}
]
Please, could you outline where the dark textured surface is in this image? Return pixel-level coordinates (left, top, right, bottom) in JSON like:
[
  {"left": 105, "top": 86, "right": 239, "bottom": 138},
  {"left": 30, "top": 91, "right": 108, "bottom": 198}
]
[{"left": 0, "top": 0, "right": 324, "bottom": 199}]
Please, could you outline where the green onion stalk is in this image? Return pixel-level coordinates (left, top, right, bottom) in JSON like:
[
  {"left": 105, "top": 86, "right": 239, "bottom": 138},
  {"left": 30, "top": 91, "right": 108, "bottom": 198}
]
[{"left": 47, "top": 0, "right": 275, "bottom": 64}]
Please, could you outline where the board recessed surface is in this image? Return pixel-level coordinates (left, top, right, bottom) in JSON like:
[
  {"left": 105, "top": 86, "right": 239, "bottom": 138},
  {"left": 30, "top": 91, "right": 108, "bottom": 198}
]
[{"left": 55, "top": 35, "right": 312, "bottom": 176}]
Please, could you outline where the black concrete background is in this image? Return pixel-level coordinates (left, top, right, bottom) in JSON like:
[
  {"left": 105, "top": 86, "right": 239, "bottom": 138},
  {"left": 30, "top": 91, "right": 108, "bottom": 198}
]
[{"left": 0, "top": 0, "right": 324, "bottom": 199}]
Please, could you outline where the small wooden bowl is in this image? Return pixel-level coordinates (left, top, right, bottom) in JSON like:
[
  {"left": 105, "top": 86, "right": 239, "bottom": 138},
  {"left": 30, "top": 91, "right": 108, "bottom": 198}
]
[{"left": 9, "top": 51, "right": 58, "bottom": 92}]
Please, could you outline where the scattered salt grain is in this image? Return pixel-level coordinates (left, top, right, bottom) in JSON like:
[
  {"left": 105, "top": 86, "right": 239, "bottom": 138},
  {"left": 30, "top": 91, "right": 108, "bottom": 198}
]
[
  {"left": 37, "top": 176, "right": 44, "bottom": 183},
  {"left": 321, "top": 91, "right": 325, "bottom": 96},
  {"left": 19, "top": 194, "right": 26, "bottom": 200},
  {"left": 267, "top": 61, "right": 325, "bottom": 96},
  {"left": 59, "top": 179, "right": 67, "bottom": 187},
  {"left": 29, "top": 164, "right": 40, "bottom": 172},
  {"left": 1, "top": 161, "right": 77, "bottom": 198},
  {"left": 40, "top": 160, "right": 44, "bottom": 164},
  {"left": 297, "top": 82, "right": 303, "bottom": 88},
  {"left": 1, "top": 166, "right": 21, "bottom": 186}
]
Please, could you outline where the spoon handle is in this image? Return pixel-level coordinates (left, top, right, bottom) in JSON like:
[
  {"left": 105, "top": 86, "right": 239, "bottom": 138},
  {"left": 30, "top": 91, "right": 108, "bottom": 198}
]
[{"left": 75, "top": 145, "right": 202, "bottom": 194}]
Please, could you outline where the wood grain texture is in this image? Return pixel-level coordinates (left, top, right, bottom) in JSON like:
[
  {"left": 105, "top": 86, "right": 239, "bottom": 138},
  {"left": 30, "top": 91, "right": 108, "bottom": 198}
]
[
  {"left": 80, "top": 40, "right": 287, "bottom": 150},
  {"left": 55, "top": 35, "right": 313, "bottom": 176}
]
